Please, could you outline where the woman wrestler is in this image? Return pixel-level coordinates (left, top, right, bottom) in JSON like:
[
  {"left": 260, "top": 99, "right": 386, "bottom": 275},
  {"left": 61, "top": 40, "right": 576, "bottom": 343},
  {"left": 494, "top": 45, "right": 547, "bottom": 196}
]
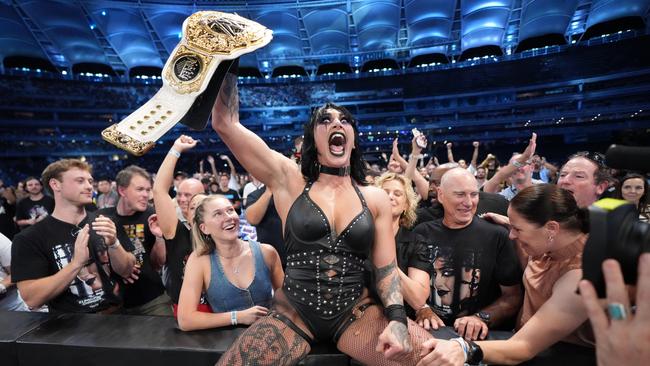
[{"left": 210, "top": 73, "right": 432, "bottom": 365}]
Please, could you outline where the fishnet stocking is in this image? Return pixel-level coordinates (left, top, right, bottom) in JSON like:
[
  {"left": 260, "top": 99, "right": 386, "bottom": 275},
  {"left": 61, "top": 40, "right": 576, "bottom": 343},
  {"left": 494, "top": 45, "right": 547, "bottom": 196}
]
[{"left": 337, "top": 305, "right": 433, "bottom": 366}]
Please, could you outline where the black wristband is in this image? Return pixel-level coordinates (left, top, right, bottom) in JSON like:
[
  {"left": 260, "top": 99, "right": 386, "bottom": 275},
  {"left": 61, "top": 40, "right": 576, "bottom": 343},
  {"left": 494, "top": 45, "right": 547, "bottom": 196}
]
[
  {"left": 466, "top": 339, "right": 484, "bottom": 365},
  {"left": 383, "top": 304, "right": 408, "bottom": 326}
]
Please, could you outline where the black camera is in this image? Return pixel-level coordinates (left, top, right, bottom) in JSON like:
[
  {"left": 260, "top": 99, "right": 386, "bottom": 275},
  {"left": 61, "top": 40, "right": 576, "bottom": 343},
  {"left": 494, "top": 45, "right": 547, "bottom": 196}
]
[
  {"left": 582, "top": 199, "right": 650, "bottom": 297},
  {"left": 581, "top": 145, "right": 650, "bottom": 297}
]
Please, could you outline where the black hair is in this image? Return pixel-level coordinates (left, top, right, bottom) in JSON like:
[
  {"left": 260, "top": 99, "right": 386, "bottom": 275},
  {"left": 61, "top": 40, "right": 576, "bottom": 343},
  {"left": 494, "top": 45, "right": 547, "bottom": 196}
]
[
  {"left": 615, "top": 173, "right": 649, "bottom": 218},
  {"left": 300, "top": 103, "right": 367, "bottom": 185},
  {"left": 510, "top": 184, "right": 589, "bottom": 233}
]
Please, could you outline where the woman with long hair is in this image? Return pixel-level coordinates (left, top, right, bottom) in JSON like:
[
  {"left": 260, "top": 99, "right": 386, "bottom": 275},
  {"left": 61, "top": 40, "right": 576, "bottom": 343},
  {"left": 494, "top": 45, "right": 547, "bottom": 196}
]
[
  {"left": 177, "top": 195, "right": 283, "bottom": 331},
  {"left": 615, "top": 173, "right": 649, "bottom": 222},
  {"left": 419, "top": 184, "right": 594, "bottom": 365},
  {"left": 374, "top": 172, "right": 432, "bottom": 321},
  {"left": 211, "top": 72, "right": 431, "bottom": 365}
]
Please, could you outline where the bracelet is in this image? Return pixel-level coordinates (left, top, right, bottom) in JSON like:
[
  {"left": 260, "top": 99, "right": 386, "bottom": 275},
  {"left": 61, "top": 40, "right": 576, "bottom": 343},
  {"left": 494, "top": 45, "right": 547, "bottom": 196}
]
[
  {"left": 466, "top": 339, "right": 484, "bottom": 365},
  {"left": 409, "top": 154, "right": 424, "bottom": 160},
  {"left": 512, "top": 160, "right": 529, "bottom": 168},
  {"left": 450, "top": 337, "right": 468, "bottom": 363},
  {"left": 107, "top": 240, "right": 121, "bottom": 250},
  {"left": 383, "top": 304, "right": 408, "bottom": 326},
  {"left": 230, "top": 310, "right": 238, "bottom": 325},
  {"left": 168, "top": 148, "right": 181, "bottom": 158}
]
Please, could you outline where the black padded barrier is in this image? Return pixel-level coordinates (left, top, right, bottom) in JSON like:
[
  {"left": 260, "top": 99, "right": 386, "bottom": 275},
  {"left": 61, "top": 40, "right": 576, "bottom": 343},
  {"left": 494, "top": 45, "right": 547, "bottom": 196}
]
[{"left": 0, "top": 311, "right": 594, "bottom": 365}]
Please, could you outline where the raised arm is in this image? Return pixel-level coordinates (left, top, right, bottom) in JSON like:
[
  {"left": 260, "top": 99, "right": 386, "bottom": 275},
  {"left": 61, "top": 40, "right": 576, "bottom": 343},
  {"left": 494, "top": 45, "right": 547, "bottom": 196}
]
[
  {"left": 245, "top": 188, "right": 272, "bottom": 225},
  {"left": 405, "top": 135, "right": 432, "bottom": 199},
  {"left": 470, "top": 141, "right": 480, "bottom": 169},
  {"left": 483, "top": 133, "right": 536, "bottom": 193},
  {"left": 220, "top": 155, "right": 237, "bottom": 178},
  {"left": 211, "top": 74, "right": 296, "bottom": 190},
  {"left": 206, "top": 155, "right": 218, "bottom": 178},
  {"left": 153, "top": 135, "right": 197, "bottom": 239},
  {"left": 446, "top": 142, "right": 455, "bottom": 163},
  {"left": 391, "top": 138, "right": 409, "bottom": 171}
]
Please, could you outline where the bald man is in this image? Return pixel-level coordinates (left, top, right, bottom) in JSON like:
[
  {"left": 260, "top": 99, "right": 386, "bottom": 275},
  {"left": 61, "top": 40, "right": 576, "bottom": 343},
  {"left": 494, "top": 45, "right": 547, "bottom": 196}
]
[
  {"left": 415, "top": 163, "right": 509, "bottom": 225},
  {"left": 414, "top": 168, "right": 522, "bottom": 341}
]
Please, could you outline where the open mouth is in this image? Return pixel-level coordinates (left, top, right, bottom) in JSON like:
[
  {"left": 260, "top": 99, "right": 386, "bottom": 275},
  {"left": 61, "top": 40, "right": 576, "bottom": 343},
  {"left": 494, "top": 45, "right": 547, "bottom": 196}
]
[
  {"left": 328, "top": 132, "right": 346, "bottom": 157},
  {"left": 223, "top": 221, "right": 237, "bottom": 232},
  {"left": 437, "top": 289, "right": 450, "bottom": 297}
]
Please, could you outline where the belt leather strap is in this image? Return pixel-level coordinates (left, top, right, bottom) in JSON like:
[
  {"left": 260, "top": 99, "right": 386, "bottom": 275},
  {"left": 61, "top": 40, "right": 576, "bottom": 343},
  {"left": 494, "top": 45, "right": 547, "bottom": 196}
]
[{"left": 102, "top": 11, "right": 273, "bottom": 156}]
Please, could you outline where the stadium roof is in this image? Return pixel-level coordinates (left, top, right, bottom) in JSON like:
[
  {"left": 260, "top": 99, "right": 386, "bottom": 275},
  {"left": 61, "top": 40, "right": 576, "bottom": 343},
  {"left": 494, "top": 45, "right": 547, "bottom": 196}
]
[{"left": 1, "top": 0, "right": 648, "bottom": 75}]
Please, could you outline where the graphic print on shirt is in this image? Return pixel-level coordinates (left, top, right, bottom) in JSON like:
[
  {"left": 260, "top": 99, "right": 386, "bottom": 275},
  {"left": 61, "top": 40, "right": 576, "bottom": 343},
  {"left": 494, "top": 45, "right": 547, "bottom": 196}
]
[
  {"left": 52, "top": 242, "right": 105, "bottom": 308},
  {"left": 430, "top": 245, "right": 482, "bottom": 319},
  {"left": 123, "top": 223, "right": 146, "bottom": 266},
  {"left": 28, "top": 205, "right": 49, "bottom": 220}
]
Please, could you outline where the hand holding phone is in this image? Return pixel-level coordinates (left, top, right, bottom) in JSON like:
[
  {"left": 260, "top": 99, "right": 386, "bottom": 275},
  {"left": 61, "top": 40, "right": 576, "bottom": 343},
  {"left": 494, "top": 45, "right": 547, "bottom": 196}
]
[{"left": 412, "top": 128, "right": 427, "bottom": 149}]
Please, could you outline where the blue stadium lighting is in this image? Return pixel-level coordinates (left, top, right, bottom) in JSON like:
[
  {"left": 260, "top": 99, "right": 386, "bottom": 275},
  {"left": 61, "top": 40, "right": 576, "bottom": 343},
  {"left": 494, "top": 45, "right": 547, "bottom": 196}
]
[
  {"left": 178, "top": 32, "right": 182, "bottom": 39},
  {"left": 61, "top": 70, "right": 67, "bottom": 75},
  {"left": 90, "top": 23, "right": 96, "bottom": 30},
  {"left": 101, "top": 10, "right": 107, "bottom": 16}
]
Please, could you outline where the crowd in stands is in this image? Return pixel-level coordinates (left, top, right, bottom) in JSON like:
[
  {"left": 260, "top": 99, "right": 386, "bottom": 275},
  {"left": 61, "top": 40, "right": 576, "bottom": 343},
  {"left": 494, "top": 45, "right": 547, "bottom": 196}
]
[
  {"left": 0, "top": 75, "right": 334, "bottom": 111},
  {"left": 1, "top": 116, "right": 648, "bottom": 364}
]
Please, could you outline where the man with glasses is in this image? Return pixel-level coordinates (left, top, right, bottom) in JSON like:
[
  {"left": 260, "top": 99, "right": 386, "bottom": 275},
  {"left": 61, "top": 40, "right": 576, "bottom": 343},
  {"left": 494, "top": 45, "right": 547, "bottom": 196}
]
[
  {"left": 11, "top": 159, "right": 136, "bottom": 313},
  {"left": 558, "top": 151, "right": 611, "bottom": 208}
]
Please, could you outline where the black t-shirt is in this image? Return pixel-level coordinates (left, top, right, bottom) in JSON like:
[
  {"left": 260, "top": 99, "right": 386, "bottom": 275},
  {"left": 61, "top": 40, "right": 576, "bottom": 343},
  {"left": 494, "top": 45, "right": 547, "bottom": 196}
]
[
  {"left": 15, "top": 195, "right": 55, "bottom": 229},
  {"left": 215, "top": 188, "right": 242, "bottom": 215},
  {"left": 0, "top": 197, "right": 17, "bottom": 239},
  {"left": 395, "top": 227, "right": 433, "bottom": 318},
  {"left": 164, "top": 220, "right": 192, "bottom": 304},
  {"left": 98, "top": 206, "right": 165, "bottom": 308},
  {"left": 414, "top": 217, "right": 521, "bottom": 325},
  {"left": 11, "top": 214, "right": 124, "bottom": 313},
  {"left": 244, "top": 186, "right": 285, "bottom": 267}
]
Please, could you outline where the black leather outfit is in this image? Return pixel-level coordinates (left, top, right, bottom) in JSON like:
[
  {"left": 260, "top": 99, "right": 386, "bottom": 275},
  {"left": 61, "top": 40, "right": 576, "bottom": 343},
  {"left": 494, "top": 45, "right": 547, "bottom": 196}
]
[{"left": 282, "top": 181, "right": 374, "bottom": 342}]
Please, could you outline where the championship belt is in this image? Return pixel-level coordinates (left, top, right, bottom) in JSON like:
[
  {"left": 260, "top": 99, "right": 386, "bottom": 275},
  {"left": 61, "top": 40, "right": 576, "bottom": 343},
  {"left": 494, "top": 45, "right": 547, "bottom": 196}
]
[{"left": 102, "top": 11, "right": 273, "bottom": 156}]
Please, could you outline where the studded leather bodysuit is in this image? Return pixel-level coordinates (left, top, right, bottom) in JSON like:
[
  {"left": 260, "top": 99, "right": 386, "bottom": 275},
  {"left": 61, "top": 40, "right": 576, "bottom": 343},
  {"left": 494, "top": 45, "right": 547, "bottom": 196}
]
[{"left": 282, "top": 181, "right": 375, "bottom": 341}]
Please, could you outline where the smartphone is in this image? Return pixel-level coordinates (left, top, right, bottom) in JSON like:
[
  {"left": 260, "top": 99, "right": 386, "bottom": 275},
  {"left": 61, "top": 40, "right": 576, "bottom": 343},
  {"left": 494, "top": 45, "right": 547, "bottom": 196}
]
[{"left": 412, "top": 128, "right": 427, "bottom": 149}]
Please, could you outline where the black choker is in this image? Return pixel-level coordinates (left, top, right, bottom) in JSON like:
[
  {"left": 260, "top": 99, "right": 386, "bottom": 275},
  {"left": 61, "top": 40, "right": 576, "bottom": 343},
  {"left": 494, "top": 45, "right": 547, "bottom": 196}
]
[{"left": 319, "top": 165, "right": 351, "bottom": 176}]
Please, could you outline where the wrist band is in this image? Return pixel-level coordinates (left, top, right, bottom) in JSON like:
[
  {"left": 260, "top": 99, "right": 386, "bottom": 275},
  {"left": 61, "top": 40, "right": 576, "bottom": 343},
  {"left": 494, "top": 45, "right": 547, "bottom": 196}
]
[
  {"left": 107, "top": 240, "right": 121, "bottom": 250},
  {"left": 168, "top": 148, "right": 181, "bottom": 158},
  {"left": 409, "top": 154, "right": 424, "bottom": 160},
  {"left": 383, "top": 304, "right": 408, "bottom": 326},
  {"left": 466, "top": 339, "right": 484, "bottom": 365},
  {"left": 450, "top": 337, "right": 468, "bottom": 363},
  {"left": 230, "top": 310, "right": 237, "bottom": 325},
  {"left": 0, "top": 283, "right": 6, "bottom": 295}
]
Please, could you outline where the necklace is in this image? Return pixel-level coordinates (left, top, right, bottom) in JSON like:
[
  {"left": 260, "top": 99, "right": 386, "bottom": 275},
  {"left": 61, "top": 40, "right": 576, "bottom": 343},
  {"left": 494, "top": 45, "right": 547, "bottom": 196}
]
[{"left": 217, "top": 241, "right": 245, "bottom": 274}]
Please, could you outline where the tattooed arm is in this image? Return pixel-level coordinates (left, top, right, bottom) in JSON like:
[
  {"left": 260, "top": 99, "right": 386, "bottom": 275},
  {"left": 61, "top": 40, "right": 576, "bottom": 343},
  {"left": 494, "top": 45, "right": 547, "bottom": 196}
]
[
  {"left": 210, "top": 74, "right": 298, "bottom": 192},
  {"left": 366, "top": 187, "right": 412, "bottom": 360}
]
